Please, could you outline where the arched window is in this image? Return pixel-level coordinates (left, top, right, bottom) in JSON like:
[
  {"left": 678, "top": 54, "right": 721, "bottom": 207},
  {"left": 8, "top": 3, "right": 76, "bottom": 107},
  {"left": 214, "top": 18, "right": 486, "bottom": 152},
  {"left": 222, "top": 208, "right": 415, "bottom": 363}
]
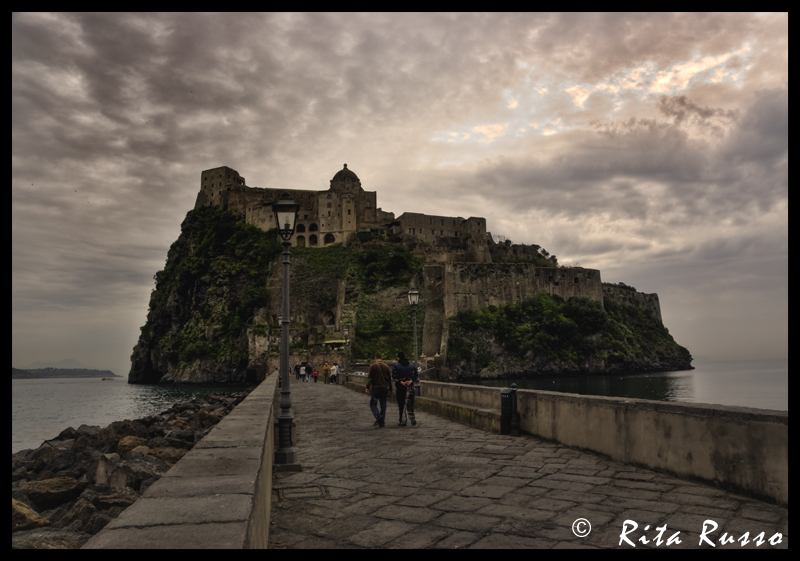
[
  {"left": 309, "top": 234, "right": 318, "bottom": 246},
  {"left": 309, "top": 223, "right": 319, "bottom": 232},
  {"left": 322, "top": 310, "right": 335, "bottom": 326},
  {"left": 296, "top": 224, "right": 306, "bottom": 233},
  {"left": 324, "top": 233, "right": 336, "bottom": 245},
  {"left": 296, "top": 235, "right": 306, "bottom": 247},
  {"left": 327, "top": 202, "right": 332, "bottom": 208}
]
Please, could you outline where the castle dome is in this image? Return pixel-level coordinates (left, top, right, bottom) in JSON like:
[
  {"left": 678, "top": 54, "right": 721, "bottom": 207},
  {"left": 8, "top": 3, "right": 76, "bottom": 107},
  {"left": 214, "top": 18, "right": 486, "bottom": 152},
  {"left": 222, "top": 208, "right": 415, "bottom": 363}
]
[{"left": 332, "top": 163, "right": 360, "bottom": 183}]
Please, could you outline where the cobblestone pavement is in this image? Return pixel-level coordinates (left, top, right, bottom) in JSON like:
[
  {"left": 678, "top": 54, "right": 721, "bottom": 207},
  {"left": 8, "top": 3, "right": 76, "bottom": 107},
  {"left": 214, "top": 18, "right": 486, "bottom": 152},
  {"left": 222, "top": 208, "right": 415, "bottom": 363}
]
[{"left": 269, "top": 382, "right": 788, "bottom": 549}]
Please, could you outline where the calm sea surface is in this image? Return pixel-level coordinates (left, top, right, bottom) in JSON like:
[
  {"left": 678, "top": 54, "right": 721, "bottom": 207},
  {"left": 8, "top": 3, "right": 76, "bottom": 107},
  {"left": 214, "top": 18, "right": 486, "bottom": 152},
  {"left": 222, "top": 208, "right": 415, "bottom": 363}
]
[
  {"left": 461, "top": 358, "right": 787, "bottom": 412},
  {"left": 11, "top": 379, "right": 255, "bottom": 453},
  {"left": 12, "top": 359, "right": 787, "bottom": 453}
]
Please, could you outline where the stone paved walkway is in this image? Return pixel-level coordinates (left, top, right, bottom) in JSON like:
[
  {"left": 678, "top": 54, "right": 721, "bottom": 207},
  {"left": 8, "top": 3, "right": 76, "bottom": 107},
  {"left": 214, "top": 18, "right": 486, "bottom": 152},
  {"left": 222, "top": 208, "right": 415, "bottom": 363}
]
[{"left": 269, "top": 381, "right": 788, "bottom": 549}]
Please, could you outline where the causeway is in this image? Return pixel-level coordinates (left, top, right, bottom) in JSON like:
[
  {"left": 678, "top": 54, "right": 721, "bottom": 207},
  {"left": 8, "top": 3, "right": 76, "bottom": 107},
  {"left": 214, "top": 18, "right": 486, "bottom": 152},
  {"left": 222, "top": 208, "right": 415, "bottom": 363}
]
[{"left": 269, "top": 380, "right": 788, "bottom": 549}]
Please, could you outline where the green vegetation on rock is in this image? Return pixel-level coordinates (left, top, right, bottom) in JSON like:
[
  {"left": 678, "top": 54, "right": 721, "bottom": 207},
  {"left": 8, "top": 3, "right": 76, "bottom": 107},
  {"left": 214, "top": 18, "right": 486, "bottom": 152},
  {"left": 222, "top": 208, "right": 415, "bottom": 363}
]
[
  {"left": 446, "top": 293, "right": 691, "bottom": 378},
  {"left": 129, "top": 207, "right": 281, "bottom": 383}
]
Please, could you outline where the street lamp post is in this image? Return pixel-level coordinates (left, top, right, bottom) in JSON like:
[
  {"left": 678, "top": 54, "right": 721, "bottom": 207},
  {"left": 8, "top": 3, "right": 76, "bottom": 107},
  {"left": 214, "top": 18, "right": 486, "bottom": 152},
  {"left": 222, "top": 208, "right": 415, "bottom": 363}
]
[
  {"left": 273, "top": 192, "right": 300, "bottom": 465},
  {"left": 343, "top": 326, "right": 350, "bottom": 376},
  {"left": 407, "top": 287, "right": 420, "bottom": 372}
]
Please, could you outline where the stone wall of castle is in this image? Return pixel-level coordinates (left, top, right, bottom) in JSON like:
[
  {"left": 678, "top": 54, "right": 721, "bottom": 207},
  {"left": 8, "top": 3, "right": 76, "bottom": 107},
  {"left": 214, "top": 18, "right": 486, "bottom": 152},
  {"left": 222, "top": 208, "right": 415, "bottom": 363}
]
[
  {"left": 602, "top": 284, "right": 662, "bottom": 322},
  {"left": 194, "top": 165, "right": 490, "bottom": 252},
  {"left": 421, "top": 263, "right": 604, "bottom": 357}
]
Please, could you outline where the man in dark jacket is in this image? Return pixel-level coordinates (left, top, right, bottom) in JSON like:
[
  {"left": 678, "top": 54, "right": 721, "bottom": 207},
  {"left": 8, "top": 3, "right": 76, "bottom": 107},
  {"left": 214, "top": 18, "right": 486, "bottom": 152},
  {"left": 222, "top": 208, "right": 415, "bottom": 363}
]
[
  {"left": 367, "top": 352, "right": 391, "bottom": 427},
  {"left": 392, "top": 351, "right": 418, "bottom": 426}
]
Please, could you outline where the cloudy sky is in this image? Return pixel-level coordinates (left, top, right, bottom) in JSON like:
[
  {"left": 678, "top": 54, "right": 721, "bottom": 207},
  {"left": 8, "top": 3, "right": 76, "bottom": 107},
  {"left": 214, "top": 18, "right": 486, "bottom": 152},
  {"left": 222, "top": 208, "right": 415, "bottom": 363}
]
[{"left": 12, "top": 13, "right": 787, "bottom": 377}]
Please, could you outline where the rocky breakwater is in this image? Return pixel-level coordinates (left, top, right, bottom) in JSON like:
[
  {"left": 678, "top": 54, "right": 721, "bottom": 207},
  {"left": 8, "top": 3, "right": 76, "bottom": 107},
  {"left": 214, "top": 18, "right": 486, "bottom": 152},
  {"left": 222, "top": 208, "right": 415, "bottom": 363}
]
[{"left": 11, "top": 392, "right": 248, "bottom": 549}]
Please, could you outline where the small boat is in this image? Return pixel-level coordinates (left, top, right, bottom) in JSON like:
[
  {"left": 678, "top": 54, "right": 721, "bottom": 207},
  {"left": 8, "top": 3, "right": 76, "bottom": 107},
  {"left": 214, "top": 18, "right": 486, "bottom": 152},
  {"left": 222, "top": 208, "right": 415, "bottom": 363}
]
[{"left": 101, "top": 377, "right": 116, "bottom": 381}]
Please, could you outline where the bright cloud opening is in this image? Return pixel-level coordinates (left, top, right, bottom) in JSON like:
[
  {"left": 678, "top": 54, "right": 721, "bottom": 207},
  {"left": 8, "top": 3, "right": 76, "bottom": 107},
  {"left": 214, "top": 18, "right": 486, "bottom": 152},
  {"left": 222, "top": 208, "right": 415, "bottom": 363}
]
[{"left": 472, "top": 123, "right": 509, "bottom": 143}]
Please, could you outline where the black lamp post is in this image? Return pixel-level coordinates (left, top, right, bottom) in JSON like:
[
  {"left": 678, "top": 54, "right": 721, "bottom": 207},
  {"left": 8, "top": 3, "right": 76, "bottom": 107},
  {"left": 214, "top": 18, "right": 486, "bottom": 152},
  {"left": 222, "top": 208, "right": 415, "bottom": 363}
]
[
  {"left": 343, "top": 326, "right": 350, "bottom": 375},
  {"left": 273, "top": 192, "right": 299, "bottom": 465},
  {"left": 407, "top": 287, "right": 420, "bottom": 370}
]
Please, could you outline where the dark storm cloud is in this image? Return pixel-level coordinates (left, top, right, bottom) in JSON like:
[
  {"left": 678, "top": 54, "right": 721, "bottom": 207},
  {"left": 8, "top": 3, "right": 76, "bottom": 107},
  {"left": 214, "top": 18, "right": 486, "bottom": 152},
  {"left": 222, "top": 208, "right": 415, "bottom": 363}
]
[{"left": 12, "top": 13, "right": 788, "bottom": 371}]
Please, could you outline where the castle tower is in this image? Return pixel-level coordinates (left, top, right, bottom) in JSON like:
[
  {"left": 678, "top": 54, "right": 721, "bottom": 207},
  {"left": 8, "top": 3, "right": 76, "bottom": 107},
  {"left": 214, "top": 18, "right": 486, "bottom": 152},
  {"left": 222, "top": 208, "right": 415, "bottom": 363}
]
[{"left": 328, "top": 164, "right": 361, "bottom": 242}]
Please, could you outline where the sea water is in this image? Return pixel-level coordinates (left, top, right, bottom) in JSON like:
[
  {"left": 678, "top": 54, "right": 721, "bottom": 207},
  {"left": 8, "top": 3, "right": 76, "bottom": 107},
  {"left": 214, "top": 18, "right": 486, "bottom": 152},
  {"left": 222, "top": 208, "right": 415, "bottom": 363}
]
[
  {"left": 460, "top": 358, "right": 788, "bottom": 412},
  {"left": 11, "top": 378, "right": 255, "bottom": 453}
]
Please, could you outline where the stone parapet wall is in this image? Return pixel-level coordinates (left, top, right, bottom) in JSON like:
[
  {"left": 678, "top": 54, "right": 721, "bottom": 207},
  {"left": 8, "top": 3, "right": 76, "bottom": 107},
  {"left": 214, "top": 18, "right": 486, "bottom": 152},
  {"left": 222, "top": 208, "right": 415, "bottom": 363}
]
[
  {"left": 413, "top": 381, "right": 788, "bottom": 506},
  {"left": 83, "top": 374, "right": 279, "bottom": 549}
]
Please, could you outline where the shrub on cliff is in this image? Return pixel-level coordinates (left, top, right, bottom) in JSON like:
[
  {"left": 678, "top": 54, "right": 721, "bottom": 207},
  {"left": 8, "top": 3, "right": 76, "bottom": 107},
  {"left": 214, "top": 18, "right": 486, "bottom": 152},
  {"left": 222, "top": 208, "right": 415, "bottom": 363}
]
[
  {"left": 129, "top": 207, "right": 281, "bottom": 383},
  {"left": 446, "top": 293, "right": 690, "bottom": 376}
]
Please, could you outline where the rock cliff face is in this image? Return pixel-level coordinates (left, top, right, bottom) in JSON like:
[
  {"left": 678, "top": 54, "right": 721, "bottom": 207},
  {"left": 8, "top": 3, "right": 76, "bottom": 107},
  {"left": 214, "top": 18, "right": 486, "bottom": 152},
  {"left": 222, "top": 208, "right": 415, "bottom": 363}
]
[
  {"left": 128, "top": 208, "right": 282, "bottom": 384},
  {"left": 129, "top": 207, "right": 691, "bottom": 384},
  {"left": 443, "top": 289, "right": 692, "bottom": 380}
]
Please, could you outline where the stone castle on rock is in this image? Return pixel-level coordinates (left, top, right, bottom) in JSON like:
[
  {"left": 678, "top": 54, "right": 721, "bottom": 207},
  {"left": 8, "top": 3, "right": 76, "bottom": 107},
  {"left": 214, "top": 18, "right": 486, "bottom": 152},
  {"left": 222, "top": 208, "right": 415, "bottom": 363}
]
[
  {"left": 193, "top": 163, "right": 662, "bottom": 364},
  {"left": 195, "top": 163, "right": 489, "bottom": 257}
]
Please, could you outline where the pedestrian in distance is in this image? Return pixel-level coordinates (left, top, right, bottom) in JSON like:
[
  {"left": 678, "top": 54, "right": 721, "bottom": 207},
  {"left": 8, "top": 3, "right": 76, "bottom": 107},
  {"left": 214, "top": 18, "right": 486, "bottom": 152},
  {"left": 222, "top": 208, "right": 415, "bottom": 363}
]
[
  {"left": 366, "top": 351, "right": 391, "bottom": 427},
  {"left": 313, "top": 368, "right": 319, "bottom": 383},
  {"left": 330, "top": 363, "right": 339, "bottom": 384},
  {"left": 392, "top": 351, "right": 418, "bottom": 426},
  {"left": 322, "top": 361, "right": 331, "bottom": 384}
]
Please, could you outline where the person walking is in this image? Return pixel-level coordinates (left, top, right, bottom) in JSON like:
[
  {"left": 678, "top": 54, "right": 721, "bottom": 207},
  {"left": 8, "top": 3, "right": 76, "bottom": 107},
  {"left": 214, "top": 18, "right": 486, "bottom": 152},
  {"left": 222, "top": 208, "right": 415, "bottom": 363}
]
[
  {"left": 330, "top": 363, "right": 339, "bottom": 384},
  {"left": 312, "top": 368, "right": 319, "bottom": 383},
  {"left": 366, "top": 351, "right": 391, "bottom": 427},
  {"left": 322, "top": 362, "right": 331, "bottom": 384},
  {"left": 392, "top": 351, "right": 419, "bottom": 426}
]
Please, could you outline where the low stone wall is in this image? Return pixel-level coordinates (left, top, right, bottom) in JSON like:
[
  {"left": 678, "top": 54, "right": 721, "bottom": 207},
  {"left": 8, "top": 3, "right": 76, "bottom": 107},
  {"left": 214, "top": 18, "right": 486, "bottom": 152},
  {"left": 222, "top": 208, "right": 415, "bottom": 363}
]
[
  {"left": 516, "top": 389, "right": 788, "bottom": 506},
  {"left": 83, "top": 374, "right": 279, "bottom": 549},
  {"left": 413, "top": 381, "right": 788, "bottom": 506}
]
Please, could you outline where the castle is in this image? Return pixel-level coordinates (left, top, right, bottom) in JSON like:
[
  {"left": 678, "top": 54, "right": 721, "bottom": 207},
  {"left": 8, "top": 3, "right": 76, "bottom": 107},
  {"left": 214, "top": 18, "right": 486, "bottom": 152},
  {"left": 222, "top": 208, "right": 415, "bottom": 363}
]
[
  {"left": 194, "top": 163, "right": 662, "bottom": 363},
  {"left": 194, "top": 163, "right": 490, "bottom": 257}
]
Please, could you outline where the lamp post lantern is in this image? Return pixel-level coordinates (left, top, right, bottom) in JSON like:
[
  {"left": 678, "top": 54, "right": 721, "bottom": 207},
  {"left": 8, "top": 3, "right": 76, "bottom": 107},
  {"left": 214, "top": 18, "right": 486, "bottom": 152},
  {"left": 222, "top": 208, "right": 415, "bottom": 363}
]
[
  {"left": 273, "top": 192, "right": 300, "bottom": 465},
  {"left": 407, "top": 287, "right": 420, "bottom": 371}
]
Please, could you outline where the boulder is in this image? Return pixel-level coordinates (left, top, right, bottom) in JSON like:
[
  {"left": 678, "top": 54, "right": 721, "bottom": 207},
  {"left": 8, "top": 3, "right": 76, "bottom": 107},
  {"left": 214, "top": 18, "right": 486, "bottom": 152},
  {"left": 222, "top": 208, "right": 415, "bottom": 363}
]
[
  {"left": 12, "top": 499, "right": 50, "bottom": 532},
  {"left": 148, "top": 436, "right": 192, "bottom": 450},
  {"left": 89, "top": 457, "right": 128, "bottom": 490},
  {"left": 20, "top": 478, "right": 88, "bottom": 510},
  {"left": 148, "top": 446, "right": 187, "bottom": 466},
  {"left": 70, "top": 436, "right": 95, "bottom": 454},
  {"left": 56, "top": 427, "right": 77, "bottom": 440},
  {"left": 75, "top": 425, "right": 101, "bottom": 438},
  {"left": 194, "top": 409, "right": 220, "bottom": 428},
  {"left": 28, "top": 446, "right": 59, "bottom": 473},
  {"left": 166, "top": 428, "right": 195, "bottom": 442},
  {"left": 85, "top": 512, "right": 113, "bottom": 535},
  {"left": 93, "top": 487, "right": 140, "bottom": 510},
  {"left": 98, "top": 420, "right": 148, "bottom": 451},
  {"left": 117, "top": 456, "right": 170, "bottom": 491},
  {"left": 117, "top": 436, "right": 148, "bottom": 456},
  {"left": 125, "top": 445, "right": 152, "bottom": 457},
  {"left": 53, "top": 498, "right": 96, "bottom": 529},
  {"left": 11, "top": 524, "right": 90, "bottom": 549}
]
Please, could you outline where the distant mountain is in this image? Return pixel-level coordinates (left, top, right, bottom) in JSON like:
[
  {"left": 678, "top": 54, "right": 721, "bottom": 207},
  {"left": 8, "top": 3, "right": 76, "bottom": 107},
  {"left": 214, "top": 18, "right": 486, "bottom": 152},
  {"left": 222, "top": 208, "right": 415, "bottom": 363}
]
[
  {"left": 12, "top": 367, "right": 121, "bottom": 379},
  {"left": 22, "top": 358, "right": 95, "bottom": 370}
]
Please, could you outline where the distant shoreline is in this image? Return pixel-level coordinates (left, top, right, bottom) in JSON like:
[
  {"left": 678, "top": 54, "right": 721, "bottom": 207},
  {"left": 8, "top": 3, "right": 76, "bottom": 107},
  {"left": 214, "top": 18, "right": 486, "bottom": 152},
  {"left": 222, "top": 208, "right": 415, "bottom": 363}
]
[{"left": 11, "top": 367, "right": 122, "bottom": 380}]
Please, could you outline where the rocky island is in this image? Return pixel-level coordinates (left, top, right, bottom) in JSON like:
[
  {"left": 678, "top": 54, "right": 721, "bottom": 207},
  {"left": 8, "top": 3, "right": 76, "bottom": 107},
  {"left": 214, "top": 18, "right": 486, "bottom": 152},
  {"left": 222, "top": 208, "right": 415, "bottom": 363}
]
[{"left": 128, "top": 164, "right": 691, "bottom": 385}]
